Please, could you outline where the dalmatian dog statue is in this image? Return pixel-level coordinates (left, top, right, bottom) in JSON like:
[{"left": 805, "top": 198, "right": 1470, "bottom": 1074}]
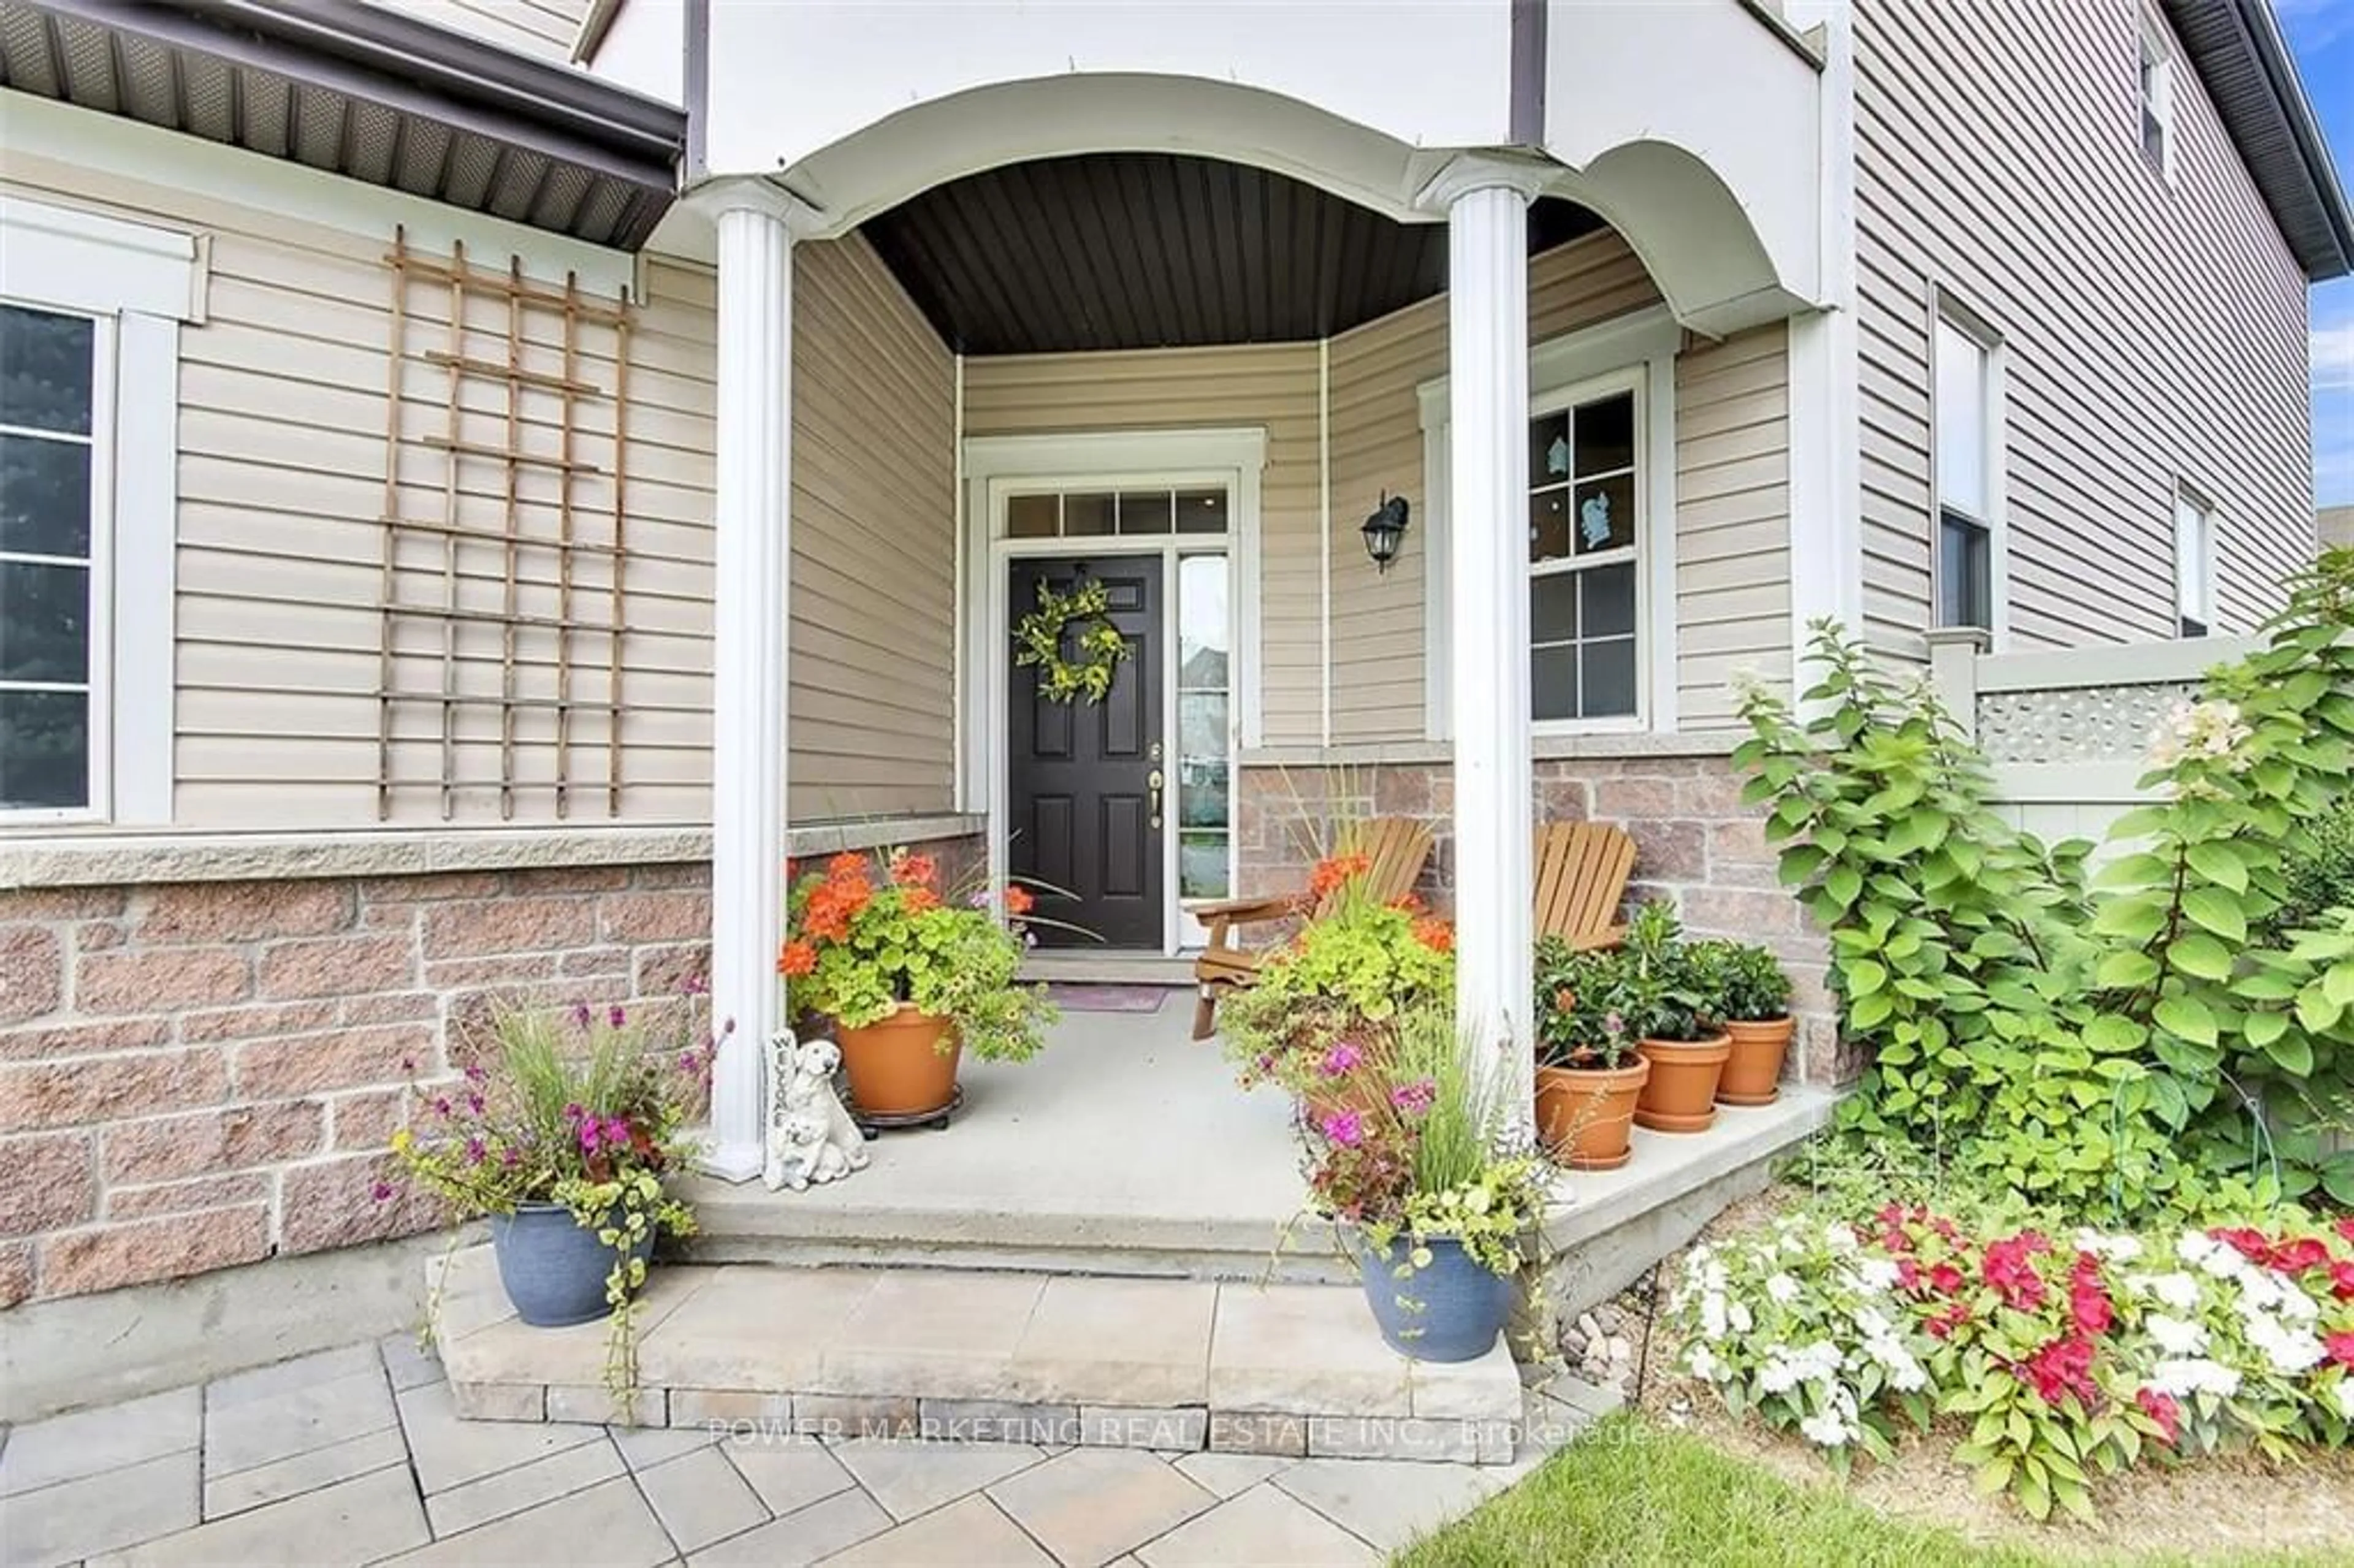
[{"left": 762, "top": 1031, "right": 871, "bottom": 1192}]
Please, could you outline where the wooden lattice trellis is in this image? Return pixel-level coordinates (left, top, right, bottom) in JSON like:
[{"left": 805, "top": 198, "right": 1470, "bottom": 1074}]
[{"left": 378, "top": 227, "right": 636, "bottom": 820}]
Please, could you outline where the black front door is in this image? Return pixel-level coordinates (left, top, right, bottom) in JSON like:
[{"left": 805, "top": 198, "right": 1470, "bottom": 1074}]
[{"left": 1008, "top": 556, "right": 1163, "bottom": 949}]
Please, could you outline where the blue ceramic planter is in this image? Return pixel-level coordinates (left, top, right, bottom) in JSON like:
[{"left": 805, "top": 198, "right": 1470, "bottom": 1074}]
[
  {"left": 489, "top": 1203, "right": 654, "bottom": 1328},
  {"left": 1355, "top": 1234, "right": 1512, "bottom": 1363}
]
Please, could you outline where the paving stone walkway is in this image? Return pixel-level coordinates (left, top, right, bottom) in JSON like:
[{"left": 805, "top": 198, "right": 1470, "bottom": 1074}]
[{"left": 1, "top": 1338, "right": 1615, "bottom": 1567}]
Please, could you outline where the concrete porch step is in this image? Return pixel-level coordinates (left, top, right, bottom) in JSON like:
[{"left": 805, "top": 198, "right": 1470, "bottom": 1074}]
[
  {"left": 428, "top": 1250, "right": 1522, "bottom": 1465},
  {"left": 683, "top": 1087, "right": 1840, "bottom": 1306},
  {"left": 1019, "top": 952, "right": 1198, "bottom": 984}
]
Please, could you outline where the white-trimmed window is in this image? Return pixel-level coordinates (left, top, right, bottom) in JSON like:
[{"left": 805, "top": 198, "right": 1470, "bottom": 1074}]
[
  {"left": 1932, "top": 303, "right": 2002, "bottom": 636},
  {"left": 0, "top": 305, "right": 105, "bottom": 812},
  {"left": 0, "top": 196, "right": 197, "bottom": 823},
  {"left": 1417, "top": 305, "right": 1682, "bottom": 739},
  {"left": 2139, "top": 10, "right": 2175, "bottom": 180},
  {"left": 1528, "top": 381, "right": 1640, "bottom": 722},
  {"left": 2174, "top": 487, "right": 2217, "bottom": 637}
]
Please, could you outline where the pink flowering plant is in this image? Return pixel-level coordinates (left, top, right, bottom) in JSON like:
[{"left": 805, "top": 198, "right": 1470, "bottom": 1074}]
[
  {"left": 1674, "top": 1203, "right": 2354, "bottom": 1521},
  {"left": 1291, "top": 1005, "right": 1548, "bottom": 1285},
  {"left": 385, "top": 992, "right": 722, "bottom": 1410}
]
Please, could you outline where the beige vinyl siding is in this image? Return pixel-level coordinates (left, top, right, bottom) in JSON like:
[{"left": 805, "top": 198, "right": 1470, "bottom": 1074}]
[
  {"left": 1675, "top": 322, "right": 1791, "bottom": 727},
  {"left": 1854, "top": 0, "right": 2310, "bottom": 657},
  {"left": 384, "top": 1, "right": 589, "bottom": 62},
  {"left": 1324, "top": 232, "right": 1669, "bottom": 742},
  {"left": 961, "top": 343, "right": 1326, "bottom": 745},
  {"left": 787, "top": 237, "right": 958, "bottom": 820},
  {"left": 3, "top": 149, "right": 956, "bottom": 828}
]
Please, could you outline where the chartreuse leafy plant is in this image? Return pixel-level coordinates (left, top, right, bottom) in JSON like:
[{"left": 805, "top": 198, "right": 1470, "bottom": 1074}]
[
  {"left": 780, "top": 849, "right": 1057, "bottom": 1063},
  {"left": 1734, "top": 549, "right": 2354, "bottom": 1217},
  {"left": 1217, "top": 851, "right": 1454, "bottom": 1093}
]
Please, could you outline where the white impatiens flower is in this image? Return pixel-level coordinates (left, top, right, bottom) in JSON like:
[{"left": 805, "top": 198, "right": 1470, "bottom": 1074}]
[
  {"left": 2336, "top": 1382, "right": 2354, "bottom": 1421},
  {"left": 2128, "top": 1271, "right": 2203, "bottom": 1312},
  {"left": 1766, "top": 1273, "right": 1802, "bottom": 1306},
  {"left": 2143, "top": 1313, "right": 2209, "bottom": 1358},
  {"left": 1685, "top": 1342, "right": 1727, "bottom": 1382},
  {"left": 1799, "top": 1407, "right": 1856, "bottom": 1448},
  {"left": 1758, "top": 1340, "right": 1843, "bottom": 1396},
  {"left": 2146, "top": 1358, "right": 2242, "bottom": 1399},
  {"left": 1823, "top": 1224, "right": 1861, "bottom": 1256},
  {"left": 2075, "top": 1228, "right": 2143, "bottom": 1263},
  {"left": 1854, "top": 1257, "right": 1903, "bottom": 1294},
  {"left": 2244, "top": 1315, "right": 2325, "bottom": 1377},
  {"left": 1726, "top": 1301, "right": 1754, "bottom": 1336}
]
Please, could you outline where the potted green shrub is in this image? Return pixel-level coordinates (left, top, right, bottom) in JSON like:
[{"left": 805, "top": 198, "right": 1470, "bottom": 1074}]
[
  {"left": 1532, "top": 938, "right": 1649, "bottom": 1170},
  {"left": 384, "top": 997, "right": 714, "bottom": 1414},
  {"left": 1612, "top": 902, "right": 1731, "bottom": 1133},
  {"left": 1693, "top": 938, "right": 1794, "bottom": 1105},
  {"left": 1300, "top": 1005, "right": 1548, "bottom": 1362},
  {"left": 778, "top": 848, "right": 1056, "bottom": 1121}
]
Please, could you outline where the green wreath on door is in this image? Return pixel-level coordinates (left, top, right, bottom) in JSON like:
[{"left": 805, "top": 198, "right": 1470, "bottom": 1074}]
[{"left": 1012, "top": 578, "right": 1132, "bottom": 704}]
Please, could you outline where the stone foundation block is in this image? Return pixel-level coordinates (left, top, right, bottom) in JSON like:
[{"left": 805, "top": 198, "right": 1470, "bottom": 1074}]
[
  {"left": 547, "top": 1383, "right": 664, "bottom": 1426},
  {"left": 793, "top": 1393, "right": 920, "bottom": 1439},
  {"left": 668, "top": 1389, "right": 793, "bottom": 1429},
  {"left": 1079, "top": 1405, "right": 1209, "bottom": 1450},
  {"left": 451, "top": 1382, "right": 546, "bottom": 1422},
  {"left": 918, "top": 1399, "right": 1080, "bottom": 1445},
  {"left": 1207, "top": 1411, "right": 1306, "bottom": 1458}
]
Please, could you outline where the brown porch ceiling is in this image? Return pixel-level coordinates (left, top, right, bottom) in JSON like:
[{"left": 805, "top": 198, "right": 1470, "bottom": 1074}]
[{"left": 861, "top": 151, "right": 1602, "bottom": 356}]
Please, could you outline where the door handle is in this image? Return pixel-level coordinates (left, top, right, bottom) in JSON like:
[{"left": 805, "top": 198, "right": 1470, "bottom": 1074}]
[{"left": 1148, "top": 769, "right": 1164, "bottom": 830}]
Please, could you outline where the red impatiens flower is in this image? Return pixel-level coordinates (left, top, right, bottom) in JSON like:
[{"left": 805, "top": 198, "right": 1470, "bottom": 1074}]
[
  {"left": 1925, "top": 1301, "right": 1973, "bottom": 1340},
  {"left": 2338, "top": 1217, "right": 2354, "bottom": 1247},
  {"left": 1983, "top": 1231, "right": 2052, "bottom": 1311},
  {"left": 2268, "top": 1235, "right": 2331, "bottom": 1274},
  {"left": 2069, "top": 1252, "right": 2116, "bottom": 1336},
  {"left": 2020, "top": 1334, "right": 2099, "bottom": 1408},
  {"left": 2136, "top": 1387, "right": 2182, "bottom": 1447},
  {"left": 1929, "top": 1261, "right": 1966, "bottom": 1296},
  {"left": 2326, "top": 1331, "right": 2354, "bottom": 1370},
  {"left": 2330, "top": 1260, "right": 2354, "bottom": 1303},
  {"left": 2212, "top": 1226, "right": 2276, "bottom": 1266}
]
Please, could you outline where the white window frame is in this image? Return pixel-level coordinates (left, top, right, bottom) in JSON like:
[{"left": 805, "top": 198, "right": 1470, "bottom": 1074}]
[
  {"left": 959, "top": 428, "right": 1265, "bottom": 956},
  {"left": 0, "top": 197, "right": 197, "bottom": 825},
  {"left": 1417, "top": 305, "right": 1681, "bottom": 740},
  {"left": 1928, "top": 290, "right": 2008, "bottom": 645},
  {"left": 2138, "top": 8, "right": 2176, "bottom": 184},
  {"left": 2174, "top": 484, "right": 2217, "bottom": 638}
]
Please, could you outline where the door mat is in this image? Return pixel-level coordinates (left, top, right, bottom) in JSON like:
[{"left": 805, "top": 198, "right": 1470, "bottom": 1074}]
[{"left": 1045, "top": 983, "right": 1172, "bottom": 1014}]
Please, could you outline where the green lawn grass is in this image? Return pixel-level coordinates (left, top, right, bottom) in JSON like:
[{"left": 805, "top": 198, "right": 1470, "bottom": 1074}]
[{"left": 1392, "top": 1414, "right": 2330, "bottom": 1568}]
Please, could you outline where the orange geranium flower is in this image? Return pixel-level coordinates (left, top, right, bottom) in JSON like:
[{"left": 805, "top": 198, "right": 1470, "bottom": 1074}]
[
  {"left": 1308, "top": 853, "right": 1371, "bottom": 899},
  {"left": 1387, "top": 892, "right": 1426, "bottom": 915},
  {"left": 902, "top": 885, "right": 942, "bottom": 914},
  {"left": 1411, "top": 916, "right": 1455, "bottom": 954},
  {"left": 1004, "top": 884, "right": 1036, "bottom": 917},
  {"left": 891, "top": 851, "right": 939, "bottom": 889},
  {"left": 776, "top": 938, "right": 817, "bottom": 976}
]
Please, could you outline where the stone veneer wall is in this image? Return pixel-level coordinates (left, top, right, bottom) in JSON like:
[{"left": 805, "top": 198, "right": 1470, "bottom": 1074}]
[
  {"left": 1233, "top": 746, "right": 1848, "bottom": 1086},
  {"left": 0, "top": 832, "right": 979, "bottom": 1307}
]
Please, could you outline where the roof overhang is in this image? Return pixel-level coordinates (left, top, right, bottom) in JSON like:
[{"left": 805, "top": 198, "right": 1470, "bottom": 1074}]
[
  {"left": 0, "top": 0, "right": 685, "bottom": 251},
  {"left": 2163, "top": 0, "right": 2353, "bottom": 281}
]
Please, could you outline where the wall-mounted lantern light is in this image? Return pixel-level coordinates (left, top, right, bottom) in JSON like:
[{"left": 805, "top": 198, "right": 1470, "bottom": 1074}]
[{"left": 1361, "top": 493, "right": 1410, "bottom": 574}]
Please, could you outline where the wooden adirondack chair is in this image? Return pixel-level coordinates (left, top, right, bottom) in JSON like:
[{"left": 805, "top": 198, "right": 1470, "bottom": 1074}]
[
  {"left": 1533, "top": 821, "right": 1639, "bottom": 948},
  {"left": 1187, "top": 817, "right": 1436, "bottom": 1040}
]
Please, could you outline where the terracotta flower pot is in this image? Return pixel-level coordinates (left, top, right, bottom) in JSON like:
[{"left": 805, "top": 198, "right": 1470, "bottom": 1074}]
[
  {"left": 1717, "top": 1016, "right": 1794, "bottom": 1106},
  {"left": 1535, "top": 1057, "right": 1650, "bottom": 1171},
  {"left": 1634, "top": 1032, "right": 1734, "bottom": 1133},
  {"left": 833, "top": 1005, "right": 961, "bottom": 1119}
]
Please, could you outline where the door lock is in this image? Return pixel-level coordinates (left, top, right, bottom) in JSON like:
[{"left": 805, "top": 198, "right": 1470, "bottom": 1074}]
[{"left": 1148, "top": 769, "right": 1165, "bottom": 829}]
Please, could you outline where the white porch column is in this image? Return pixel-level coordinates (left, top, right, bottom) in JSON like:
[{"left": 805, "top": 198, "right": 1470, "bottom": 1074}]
[
  {"left": 1428, "top": 156, "right": 1547, "bottom": 1148},
  {"left": 690, "top": 178, "right": 812, "bottom": 1181}
]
